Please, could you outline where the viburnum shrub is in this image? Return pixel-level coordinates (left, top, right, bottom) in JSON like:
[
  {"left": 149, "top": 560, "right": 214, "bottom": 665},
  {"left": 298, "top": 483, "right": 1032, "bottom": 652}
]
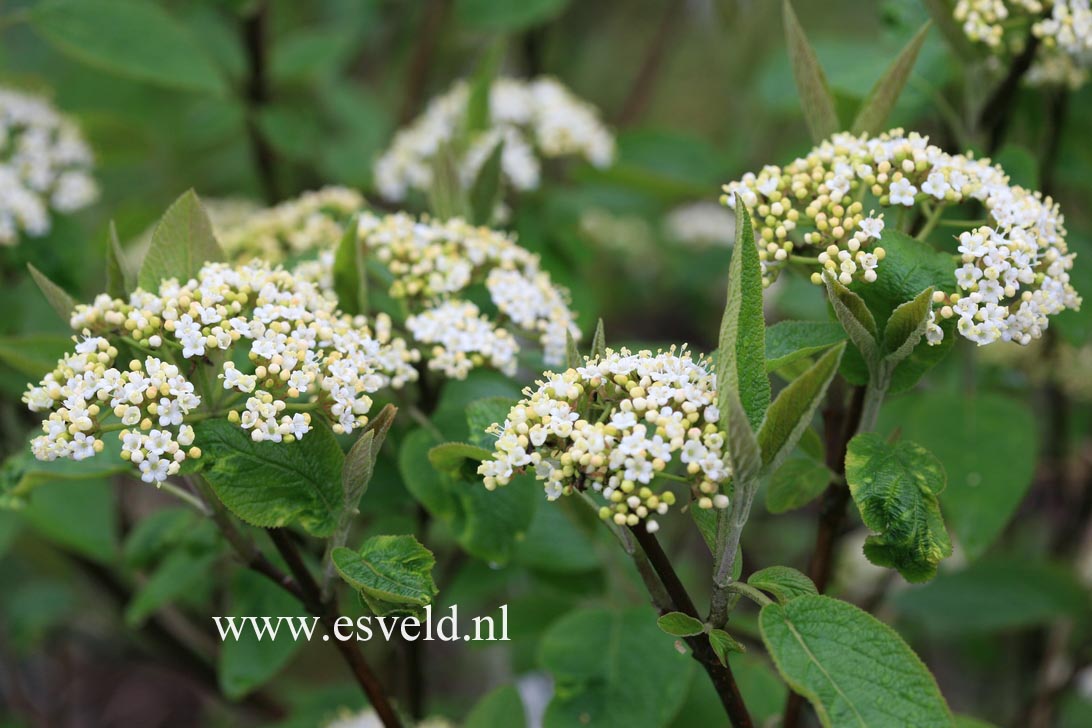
[{"left": 5, "top": 2, "right": 1090, "bottom": 727}]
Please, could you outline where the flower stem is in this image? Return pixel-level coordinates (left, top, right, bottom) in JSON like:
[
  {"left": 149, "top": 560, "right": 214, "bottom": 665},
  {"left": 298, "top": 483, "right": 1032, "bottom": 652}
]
[
  {"left": 628, "top": 526, "right": 754, "bottom": 728},
  {"left": 188, "top": 475, "right": 404, "bottom": 728}
]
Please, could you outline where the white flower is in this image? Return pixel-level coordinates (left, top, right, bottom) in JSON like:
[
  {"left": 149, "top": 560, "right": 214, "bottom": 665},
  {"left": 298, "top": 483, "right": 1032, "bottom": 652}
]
[
  {"left": 478, "top": 347, "right": 730, "bottom": 531},
  {"left": 889, "top": 178, "right": 918, "bottom": 206},
  {"left": 26, "top": 260, "right": 422, "bottom": 483},
  {"left": 0, "top": 87, "right": 98, "bottom": 246},
  {"left": 374, "top": 76, "right": 614, "bottom": 201}
]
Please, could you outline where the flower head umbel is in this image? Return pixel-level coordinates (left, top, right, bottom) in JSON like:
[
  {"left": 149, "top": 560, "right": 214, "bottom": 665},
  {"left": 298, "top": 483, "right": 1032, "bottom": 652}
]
[
  {"left": 723, "top": 128, "right": 1080, "bottom": 346},
  {"left": 0, "top": 87, "right": 98, "bottom": 245},
  {"left": 217, "top": 186, "right": 363, "bottom": 262},
  {"left": 478, "top": 347, "right": 730, "bottom": 533},
  {"left": 955, "top": 0, "right": 1092, "bottom": 88},
  {"left": 24, "top": 261, "right": 419, "bottom": 484},
  {"left": 374, "top": 77, "right": 614, "bottom": 202},
  {"left": 358, "top": 212, "right": 580, "bottom": 377}
]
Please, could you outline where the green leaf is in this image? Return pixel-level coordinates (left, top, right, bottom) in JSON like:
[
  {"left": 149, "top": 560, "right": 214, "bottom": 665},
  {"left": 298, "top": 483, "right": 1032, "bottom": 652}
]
[
  {"left": 841, "top": 230, "right": 956, "bottom": 392},
  {"left": 748, "top": 566, "right": 818, "bottom": 604},
  {"left": 766, "top": 456, "right": 832, "bottom": 514},
  {"left": 195, "top": 419, "right": 344, "bottom": 537},
  {"left": 2, "top": 439, "right": 127, "bottom": 504},
  {"left": 466, "top": 39, "right": 506, "bottom": 135},
  {"left": 564, "top": 327, "right": 581, "bottom": 369},
  {"left": 341, "top": 405, "right": 396, "bottom": 510},
  {"left": 399, "top": 428, "right": 535, "bottom": 563},
  {"left": 466, "top": 396, "right": 517, "bottom": 449},
  {"left": 126, "top": 548, "right": 216, "bottom": 626},
  {"left": 456, "top": 0, "right": 570, "bottom": 32},
  {"left": 716, "top": 203, "right": 769, "bottom": 431},
  {"left": 852, "top": 22, "right": 932, "bottom": 135},
  {"left": 465, "top": 685, "right": 527, "bottom": 728},
  {"left": 657, "top": 611, "right": 705, "bottom": 637},
  {"left": 429, "top": 442, "right": 493, "bottom": 477},
  {"left": 332, "top": 214, "right": 366, "bottom": 315},
  {"left": 892, "top": 558, "right": 1089, "bottom": 634},
  {"left": 27, "top": 263, "right": 75, "bottom": 323},
  {"left": 469, "top": 140, "right": 505, "bottom": 226},
  {"left": 708, "top": 629, "right": 745, "bottom": 666},
  {"left": 428, "top": 143, "right": 470, "bottom": 220},
  {"left": 760, "top": 595, "right": 952, "bottom": 727},
  {"left": 845, "top": 433, "right": 952, "bottom": 582},
  {"left": 765, "top": 320, "right": 847, "bottom": 371},
  {"left": 219, "top": 570, "right": 308, "bottom": 699},
  {"left": 783, "top": 0, "right": 839, "bottom": 142},
  {"left": 122, "top": 507, "right": 199, "bottom": 569},
  {"left": 138, "top": 190, "right": 224, "bottom": 291},
  {"left": 883, "top": 286, "right": 934, "bottom": 365},
  {"left": 105, "top": 222, "right": 133, "bottom": 299},
  {"left": 879, "top": 391, "right": 1036, "bottom": 561},
  {"left": 824, "top": 275, "right": 878, "bottom": 365},
  {"left": 539, "top": 607, "right": 694, "bottom": 728},
  {"left": 0, "top": 334, "right": 71, "bottom": 379},
  {"left": 29, "top": 0, "right": 227, "bottom": 95},
  {"left": 19, "top": 478, "right": 118, "bottom": 563},
  {"left": 757, "top": 343, "right": 844, "bottom": 475},
  {"left": 332, "top": 535, "right": 437, "bottom": 616},
  {"left": 590, "top": 318, "right": 607, "bottom": 359}
]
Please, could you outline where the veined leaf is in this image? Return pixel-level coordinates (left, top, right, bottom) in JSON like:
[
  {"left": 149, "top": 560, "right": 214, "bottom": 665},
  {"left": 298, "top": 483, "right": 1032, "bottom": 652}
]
[
  {"left": 760, "top": 595, "right": 953, "bottom": 727},
  {"left": 332, "top": 215, "right": 366, "bottom": 315},
  {"left": 757, "top": 343, "right": 844, "bottom": 475},
  {"left": 824, "top": 275, "right": 878, "bottom": 365},
  {"left": 879, "top": 391, "right": 1037, "bottom": 561},
  {"left": 466, "top": 396, "right": 516, "bottom": 449},
  {"left": 845, "top": 433, "right": 952, "bottom": 582},
  {"left": 139, "top": 190, "right": 224, "bottom": 291},
  {"left": 765, "top": 320, "right": 846, "bottom": 371},
  {"left": 708, "top": 629, "right": 745, "bottom": 666},
  {"left": 27, "top": 264, "right": 75, "bottom": 323},
  {"left": 716, "top": 202, "right": 769, "bottom": 431},
  {"left": 332, "top": 534, "right": 437, "bottom": 616},
  {"left": 748, "top": 566, "right": 817, "bottom": 604},
  {"left": 883, "top": 286, "right": 934, "bottom": 365},
  {"left": 852, "top": 22, "right": 932, "bottom": 135},
  {"left": 194, "top": 419, "right": 344, "bottom": 537},
  {"left": 657, "top": 611, "right": 705, "bottom": 637},
  {"left": 590, "top": 318, "right": 607, "bottom": 360},
  {"left": 783, "top": 0, "right": 839, "bottom": 142},
  {"left": 29, "top": 0, "right": 227, "bottom": 95}
]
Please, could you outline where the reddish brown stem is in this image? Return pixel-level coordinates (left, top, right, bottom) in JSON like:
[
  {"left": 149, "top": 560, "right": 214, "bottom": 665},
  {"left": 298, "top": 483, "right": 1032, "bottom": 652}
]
[{"left": 629, "top": 526, "right": 754, "bottom": 728}]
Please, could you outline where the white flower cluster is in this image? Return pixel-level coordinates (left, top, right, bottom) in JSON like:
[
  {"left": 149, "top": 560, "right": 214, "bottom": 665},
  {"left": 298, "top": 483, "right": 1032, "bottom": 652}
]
[
  {"left": 359, "top": 212, "right": 580, "bottom": 378},
  {"left": 664, "top": 201, "right": 736, "bottom": 248},
  {"left": 374, "top": 77, "right": 614, "bottom": 201},
  {"left": 954, "top": 0, "right": 1092, "bottom": 88},
  {"left": 724, "top": 128, "right": 1080, "bottom": 346},
  {"left": 217, "top": 186, "right": 364, "bottom": 262},
  {"left": 0, "top": 87, "right": 98, "bottom": 245},
  {"left": 478, "top": 348, "right": 730, "bottom": 532},
  {"left": 25, "top": 338, "right": 200, "bottom": 484},
  {"left": 25, "top": 261, "right": 419, "bottom": 483}
]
